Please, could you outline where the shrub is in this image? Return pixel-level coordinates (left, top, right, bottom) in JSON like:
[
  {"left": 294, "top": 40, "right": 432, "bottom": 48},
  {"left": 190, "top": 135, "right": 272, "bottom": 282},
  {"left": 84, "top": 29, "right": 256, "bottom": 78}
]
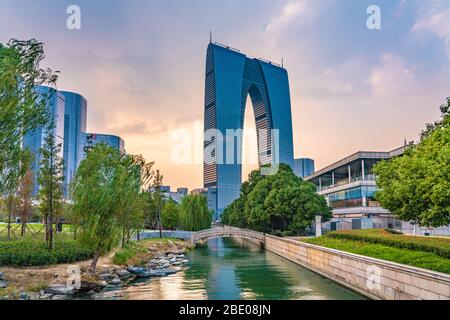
[
  {"left": 270, "top": 230, "right": 282, "bottom": 237},
  {"left": 0, "top": 238, "right": 93, "bottom": 266},
  {"left": 304, "top": 236, "right": 450, "bottom": 274},
  {"left": 326, "top": 229, "right": 450, "bottom": 259},
  {"left": 385, "top": 229, "right": 403, "bottom": 235},
  {"left": 281, "top": 231, "right": 294, "bottom": 237},
  {"left": 113, "top": 242, "right": 146, "bottom": 265}
]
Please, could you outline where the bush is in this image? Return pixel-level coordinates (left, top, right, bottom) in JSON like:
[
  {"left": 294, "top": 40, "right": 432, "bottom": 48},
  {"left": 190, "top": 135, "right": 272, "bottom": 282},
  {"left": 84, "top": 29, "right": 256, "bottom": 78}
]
[
  {"left": 0, "top": 238, "right": 93, "bottom": 266},
  {"left": 281, "top": 231, "right": 294, "bottom": 237},
  {"left": 270, "top": 230, "right": 282, "bottom": 237},
  {"left": 326, "top": 229, "right": 450, "bottom": 259},
  {"left": 385, "top": 229, "right": 403, "bottom": 235},
  {"left": 113, "top": 241, "right": 146, "bottom": 265},
  {"left": 304, "top": 236, "right": 450, "bottom": 274}
]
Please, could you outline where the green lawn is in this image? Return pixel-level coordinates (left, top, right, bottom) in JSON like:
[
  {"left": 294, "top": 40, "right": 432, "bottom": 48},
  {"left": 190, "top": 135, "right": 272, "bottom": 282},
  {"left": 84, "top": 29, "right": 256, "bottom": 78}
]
[{"left": 303, "top": 230, "right": 450, "bottom": 274}]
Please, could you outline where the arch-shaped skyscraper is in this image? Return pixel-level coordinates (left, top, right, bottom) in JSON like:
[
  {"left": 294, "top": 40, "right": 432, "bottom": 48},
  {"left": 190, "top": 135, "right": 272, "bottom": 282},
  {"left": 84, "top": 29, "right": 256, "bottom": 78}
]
[{"left": 203, "top": 43, "right": 294, "bottom": 218}]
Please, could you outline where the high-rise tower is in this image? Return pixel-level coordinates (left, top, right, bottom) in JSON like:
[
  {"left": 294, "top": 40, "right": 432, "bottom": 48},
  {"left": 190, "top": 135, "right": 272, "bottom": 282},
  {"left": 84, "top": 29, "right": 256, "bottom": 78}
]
[{"left": 203, "top": 43, "right": 294, "bottom": 218}]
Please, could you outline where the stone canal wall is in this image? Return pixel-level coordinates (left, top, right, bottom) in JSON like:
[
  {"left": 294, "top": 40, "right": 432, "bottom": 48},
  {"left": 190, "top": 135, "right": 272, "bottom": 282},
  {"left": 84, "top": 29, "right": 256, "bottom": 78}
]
[
  {"left": 143, "top": 227, "right": 450, "bottom": 300},
  {"left": 264, "top": 235, "right": 450, "bottom": 300}
]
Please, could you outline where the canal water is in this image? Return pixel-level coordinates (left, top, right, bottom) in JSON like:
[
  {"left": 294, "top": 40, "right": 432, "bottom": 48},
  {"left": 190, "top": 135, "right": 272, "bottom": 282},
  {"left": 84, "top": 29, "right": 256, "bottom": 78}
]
[{"left": 93, "top": 238, "right": 366, "bottom": 300}]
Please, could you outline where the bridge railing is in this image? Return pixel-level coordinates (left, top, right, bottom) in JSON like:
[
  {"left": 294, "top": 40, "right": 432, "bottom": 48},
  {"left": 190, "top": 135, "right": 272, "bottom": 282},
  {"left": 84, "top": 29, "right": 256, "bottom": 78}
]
[{"left": 191, "top": 226, "right": 265, "bottom": 245}]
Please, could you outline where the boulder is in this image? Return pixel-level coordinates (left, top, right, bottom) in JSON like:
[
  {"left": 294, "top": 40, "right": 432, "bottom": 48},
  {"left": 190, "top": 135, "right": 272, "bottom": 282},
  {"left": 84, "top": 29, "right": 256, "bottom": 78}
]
[
  {"left": 39, "top": 293, "right": 54, "bottom": 300},
  {"left": 127, "top": 267, "right": 151, "bottom": 278},
  {"left": 109, "top": 277, "right": 122, "bottom": 286},
  {"left": 44, "top": 284, "right": 74, "bottom": 295},
  {"left": 0, "top": 271, "right": 4, "bottom": 279},
  {"left": 51, "top": 295, "right": 67, "bottom": 300},
  {"left": 0, "top": 280, "right": 7, "bottom": 289},
  {"left": 19, "top": 292, "right": 30, "bottom": 300},
  {"left": 98, "top": 273, "right": 114, "bottom": 281},
  {"left": 116, "top": 269, "right": 131, "bottom": 278}
]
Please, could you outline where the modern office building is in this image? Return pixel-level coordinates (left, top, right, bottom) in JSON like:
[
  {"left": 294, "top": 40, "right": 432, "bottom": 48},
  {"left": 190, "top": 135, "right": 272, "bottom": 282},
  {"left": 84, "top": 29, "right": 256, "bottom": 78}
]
[
  {"left": 23, "top": 86, "right": 65, "bottom": 196},
  {"left": 294, "top": 158, "right": 315, "bottom": 178},
  {"left": 305, "top": 145, "right": 410, "bottom": 223},
  {"left": 85, "top": 133, "right": 125, "bottom": 153},
  {"left": 160, "top": 186, "right": 171, "bottom": 193},
  {"left": 149, "top": 186, "right": 189, "bottom": 204},
  {"left": 176, "top": 188, "right": 188, "bottom": 196},
  {"left": 203, "top": 42, "right": 295, "bottom": 218},
  {"left": 61, "top": 91, "right": 87, "bottom": 196}
]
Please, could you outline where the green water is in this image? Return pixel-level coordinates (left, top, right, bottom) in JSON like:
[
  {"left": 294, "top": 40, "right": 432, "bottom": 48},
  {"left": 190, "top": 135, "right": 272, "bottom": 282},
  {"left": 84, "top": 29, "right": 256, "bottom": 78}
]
[{"left": 95, "top": 238, "right": 366, "bottom": 300}]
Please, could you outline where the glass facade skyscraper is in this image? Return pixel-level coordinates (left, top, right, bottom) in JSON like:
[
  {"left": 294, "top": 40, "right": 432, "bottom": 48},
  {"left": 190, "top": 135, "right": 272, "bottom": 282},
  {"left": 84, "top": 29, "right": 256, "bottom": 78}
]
[
  {"left": 294, "top": 158, "right": 315, "bottom": 178},
  {"left": 23, "top": 86, "right": 65, "bottom": 196},
  {"left": 85, "top": 133, "right": 125, "bottom": 153},
  {"left": 61, "top": 91, "right": 87, "bottom": 196},
  {"left": 203, "top": 43, "right": 294, "bottom": 218}
]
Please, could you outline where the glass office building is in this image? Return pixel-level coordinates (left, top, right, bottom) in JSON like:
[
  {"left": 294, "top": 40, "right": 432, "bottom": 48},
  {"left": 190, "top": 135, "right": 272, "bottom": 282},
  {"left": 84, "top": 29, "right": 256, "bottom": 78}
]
[
  {"left": 23, "top": 86, "right": 65, "bottom": 196},
  {"left": 305, "top": 146, "right": 410, "bottom": 219},
  {"left": 85, "top": 133, "right": 125, "bottom": 153},
  {"left": 294, "top": 158, "right": 315, "bottom": 178},
  {"left": 203, "top": 43, "right": 294, "bottom": 218},
  {"left": 61, "top": 91, "right": 87, "bottom": 196}
]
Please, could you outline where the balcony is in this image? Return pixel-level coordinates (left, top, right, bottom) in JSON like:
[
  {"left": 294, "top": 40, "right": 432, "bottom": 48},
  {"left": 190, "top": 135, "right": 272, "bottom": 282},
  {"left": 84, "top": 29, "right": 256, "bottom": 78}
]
[{"left": 316, "top": 175, "right": 376, "bottom": 193}]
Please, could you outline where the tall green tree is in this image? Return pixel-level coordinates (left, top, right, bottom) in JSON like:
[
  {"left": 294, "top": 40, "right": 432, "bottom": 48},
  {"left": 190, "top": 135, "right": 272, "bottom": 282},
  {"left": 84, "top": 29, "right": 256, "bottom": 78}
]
[
  {"left": 179, "top": 195, "right": 212, "bottom": 231},
  {"left": 147, "top": 170, "right": 165, "bottom": 238},
  {"left": 161, "top": 200, "right": 180, "bottom": 230},
  {"left": 0, "top": 39, "right": 57, "bottom": 197},
  {"left": 71, "top": 144, "right": 125, "bottom": 272},
  {"left": 38, "top": 128, "right": 65, "bottom": 250},
  {"left": 116, "top": 154, "right": 153, "bottom": 246},
  {"left": 1, "top": 39, "right": 57, "bottom": 241},
  {"left": 16, "top": 153, "right": 34, "bottom": 236},
  {"left": 222, "top": 164, "right": 331, "bottom": 234},
  {"left": 374, "top": 98, "right": 450, "bottom": 228}
]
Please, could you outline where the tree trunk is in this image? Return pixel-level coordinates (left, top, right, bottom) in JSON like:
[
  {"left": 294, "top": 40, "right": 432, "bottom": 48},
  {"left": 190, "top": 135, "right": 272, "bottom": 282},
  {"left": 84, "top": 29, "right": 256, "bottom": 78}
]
[
  {"left": 90, "top": 250, "right": 100, "bottom": 274},
  {"left": 7, "top": 198, "right": 12, "bottom": 241},
  {"left": 121, "top": 229, "right": 126, "bottom": 248},
  {"left": 158, "top": 211, "right": 163, "bottom": 238},
  {"left": 48, "top": 216, "right": 54, "bottom": 250}
]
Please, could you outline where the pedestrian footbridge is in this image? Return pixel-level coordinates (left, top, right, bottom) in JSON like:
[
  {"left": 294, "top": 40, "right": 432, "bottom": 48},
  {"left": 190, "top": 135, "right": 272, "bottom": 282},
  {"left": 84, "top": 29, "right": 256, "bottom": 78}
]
[{"left": 190, "top": 226, "right": 265, "bottom": 247}]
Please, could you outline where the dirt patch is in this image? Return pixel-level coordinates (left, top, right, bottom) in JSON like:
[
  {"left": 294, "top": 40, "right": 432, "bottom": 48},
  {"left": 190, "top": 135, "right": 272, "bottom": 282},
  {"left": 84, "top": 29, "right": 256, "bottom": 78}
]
[{"left": 0, "top": 238, "right": 192, "bottom": 297}]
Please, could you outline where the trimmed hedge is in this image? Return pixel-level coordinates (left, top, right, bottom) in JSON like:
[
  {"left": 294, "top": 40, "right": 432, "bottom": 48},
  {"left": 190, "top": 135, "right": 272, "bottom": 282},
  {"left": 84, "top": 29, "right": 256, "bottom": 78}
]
[
  {"left": 326, "top": 229, "right": 450, "bottom": 259},
  {"left": 304, "top": 236, "right": 450, "bottom": 274},
  {"left": 0, "top": 238, "right": 93, "bottom": 266}
]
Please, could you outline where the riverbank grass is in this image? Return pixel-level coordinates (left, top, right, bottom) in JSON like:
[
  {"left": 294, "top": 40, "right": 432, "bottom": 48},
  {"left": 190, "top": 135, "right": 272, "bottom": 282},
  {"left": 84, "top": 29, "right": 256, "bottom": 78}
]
[
  {"left": 113, "top": 238, "right": 191, "bottom": 266},
  {"left": 303, "top": 230, "right": 450, "bottom": 274}
]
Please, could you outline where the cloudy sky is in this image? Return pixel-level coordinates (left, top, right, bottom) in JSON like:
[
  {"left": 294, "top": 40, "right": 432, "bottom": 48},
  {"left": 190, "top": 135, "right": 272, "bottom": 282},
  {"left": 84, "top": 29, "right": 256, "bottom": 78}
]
[{"left": 1, "top": 0, "right": 449, "bottom": 190}]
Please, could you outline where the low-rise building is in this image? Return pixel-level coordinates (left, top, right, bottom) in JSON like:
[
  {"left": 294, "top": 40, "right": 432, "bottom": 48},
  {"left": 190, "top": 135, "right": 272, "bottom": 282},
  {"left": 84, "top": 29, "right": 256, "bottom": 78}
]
[{"left": 305, "top": 145, "right": 410, "bottom": 221}]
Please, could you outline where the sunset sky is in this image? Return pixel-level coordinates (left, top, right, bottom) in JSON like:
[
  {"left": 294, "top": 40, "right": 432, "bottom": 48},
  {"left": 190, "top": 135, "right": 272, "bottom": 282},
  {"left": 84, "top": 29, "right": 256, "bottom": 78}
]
[{"left": 1, "top": 0, "right": 449, "bottom": 191}]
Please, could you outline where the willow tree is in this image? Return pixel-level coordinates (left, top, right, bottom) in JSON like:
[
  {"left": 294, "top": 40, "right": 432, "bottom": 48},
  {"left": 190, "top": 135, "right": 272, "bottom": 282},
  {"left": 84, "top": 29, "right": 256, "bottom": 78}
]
[
  {"left": 179, "top": 195, "right": 212, "bottom": 231},
  {"left": 147, "top": 170, "right": 164, "bottom": 238},
  {"left": 0, "top": 39, "right": 57, "bottom": 240},
  {"left": 16, "top": 154, "right": 34, "bottom": 236},
  {"left": 71, "top": 144, "right": 124, "bottom": 272}
]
